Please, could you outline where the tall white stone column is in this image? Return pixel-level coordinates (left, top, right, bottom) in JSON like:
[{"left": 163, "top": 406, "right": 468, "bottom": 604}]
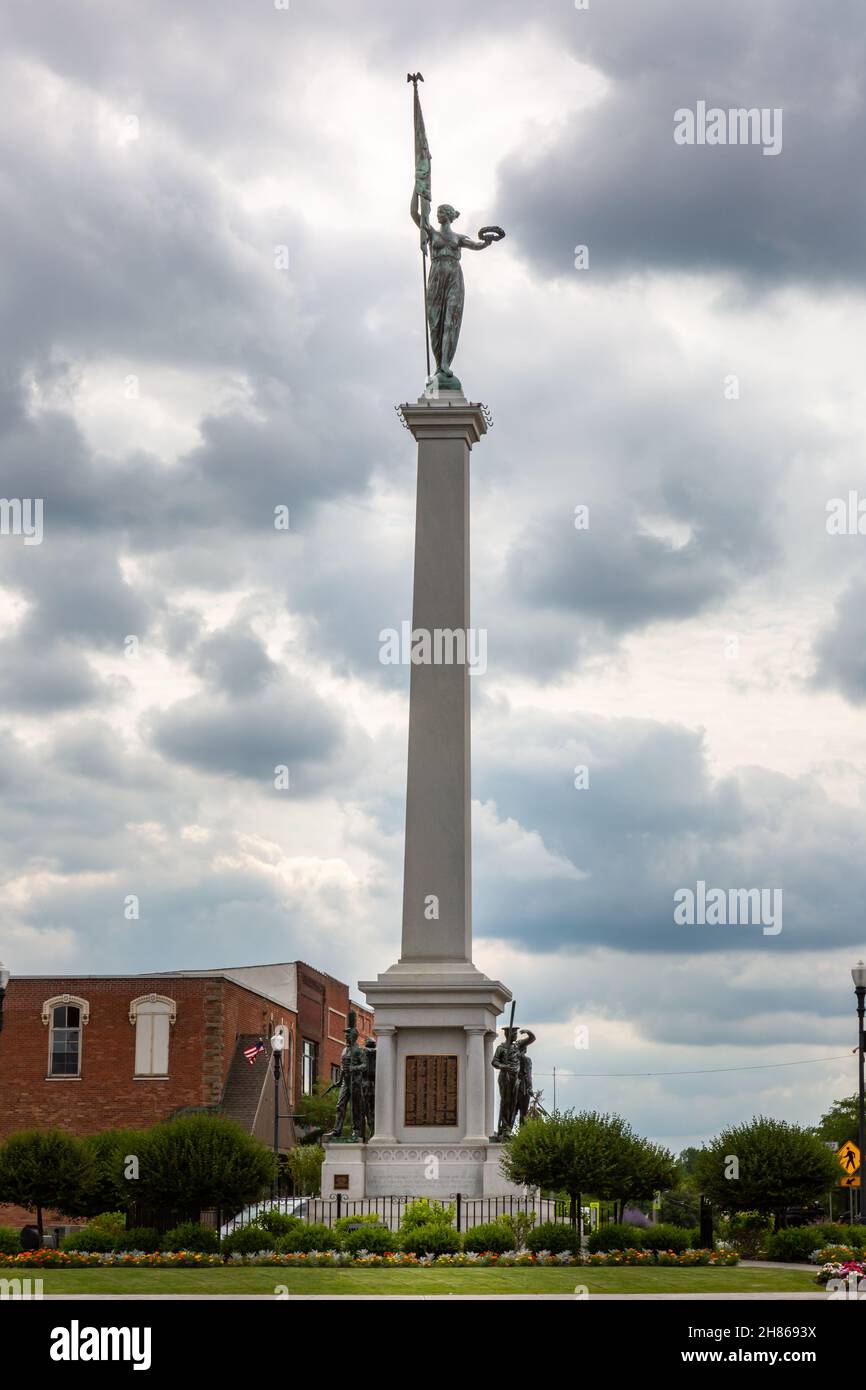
[
  {"left": 372, "top": 1026, "right": 397, "bottom": 1143},
  {"left": 398, "top": 395, "right": 483, "bottom": 963},
  {"left": 484, "top": 1029, "right": 496, "bottom": 1136},
  {"left": 464, "top": 1025, "right": 487, "bottom": 1142}
]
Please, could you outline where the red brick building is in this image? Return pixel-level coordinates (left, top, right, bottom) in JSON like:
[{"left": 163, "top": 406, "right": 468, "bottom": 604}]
[{"left": 0, "top": 961, "right": 373, "bottom": 1145}]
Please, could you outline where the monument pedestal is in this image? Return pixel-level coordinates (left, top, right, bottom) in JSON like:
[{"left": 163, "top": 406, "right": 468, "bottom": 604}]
[{"left": 321, "top": 1139, "right": 520, "bottom": 1199}]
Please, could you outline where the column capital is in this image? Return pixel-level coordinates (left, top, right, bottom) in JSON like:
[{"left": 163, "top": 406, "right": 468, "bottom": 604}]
[
  {"left": 374, "top": 1025, "right": 397, "bottom": 1035},
  {"left": 464, "top": 1024, "right": 488, "bottom": 1035},
  {"left": 398, "top": 395, "right": 488, "bottom": 447}
]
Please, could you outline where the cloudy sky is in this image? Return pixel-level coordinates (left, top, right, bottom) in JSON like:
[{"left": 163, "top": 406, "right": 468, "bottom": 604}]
[{"left": 2, "top": 0, "right": 866, "bottom": 1151}]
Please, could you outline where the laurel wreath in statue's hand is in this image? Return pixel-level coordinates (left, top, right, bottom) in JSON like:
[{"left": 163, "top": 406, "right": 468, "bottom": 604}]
[{"left": 478, "top": 226, "right": 506, "bottom": 244}]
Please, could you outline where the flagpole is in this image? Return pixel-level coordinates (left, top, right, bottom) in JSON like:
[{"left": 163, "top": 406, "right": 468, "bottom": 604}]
[
  {"left": 422, "top": 247, "right": 431, "bottom": 381},
  {"left": 408, "top": 73, "right": 432, "bottom": 384}
]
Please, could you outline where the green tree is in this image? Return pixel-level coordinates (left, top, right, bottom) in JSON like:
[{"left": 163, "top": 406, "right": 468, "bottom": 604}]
[
  {"left": 0, "top": 1129, "right": 90, "bottom": 1240},
  {"left": 293, "top": 1080, "right": 340, "bottom": 1136},
  {"left": 77, "top": 1128, "right": 144, "bottom": 1217},
  {"left": 501, "top": 1110, "right": 675, "bottom": 1239},
  {"left": 134, "top": 1115, "right": 275, "bottom": 1220},
  {"left": 815, "top": 1095, "right": 859, "bottom": 1148},
  {"left": 693, "top": 1117, "right": 839, "bottom": 1228},
  {"left": 657, "top": 1148, "right": 703, "bottom": 1226},
  {"left": 285, "top": 1144, "right": 324, "bottom": 1196}
]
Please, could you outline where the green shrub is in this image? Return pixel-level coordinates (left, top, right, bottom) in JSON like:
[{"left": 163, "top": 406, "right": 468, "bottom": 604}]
[
  {"left": 462, "top": 1219, "right": 517, "bottom": 1254},
  {"left": 819, "top": 1224, "right": 866, "bottom": 1250},
  {"left": 116, "top": 1227, "right": 161, "bottom": 1252},
  {"left": 526, "top": 1221, "right": 581, "bottom": 1254},
  {"left": 764, "top": 1227, "right": 834, "bottom": 1263},
  {"left": 162, "top": 1221, "right": 219, "bottom": 1253},
  {"left": 639, "top": 1224, "right": 698, "bottom": 1253},
  {"left": 400, "top": 1224, "right": 461, "bottom": 1255},
  {"left": 61, "top": 1226, "right": 116, "bottom": 1252},
  {"left": 341, "top": 1224, "right": 395, "bottom": 1255},
  {"left": 274, "top": 1222, "right": 339, "bottom": 1252},
  {"left": 0, "top": 1227, "right": 21, "bottom": 1254},
  {"left": 333, "top": 1211, "right": 387, "bottom": 1236},
  {"left": 250, "top": 1209, "right": 304, "bottom": 1238},
  {"left": 586, "top": 1222, "right": 643, "bottom": 1253},
  {"left": 399, "top": 1198, "right": 455, "bottom": 1233},
  {"left": 221, "top": 1226, "right": 276, "bottom": 1257},
  {"left": 87, "top": 1211, "right": 128, "bottom": 1238},
  {"left": 716, "top": 1211, "right": 772, "bottom": 1259}
]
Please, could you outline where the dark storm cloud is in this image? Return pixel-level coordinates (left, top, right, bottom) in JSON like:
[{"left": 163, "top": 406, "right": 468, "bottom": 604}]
[
  {"left": 192, "top": 620, "right": 279, "bottom": 697},
  {"left": 472, "top": 707, "right": 866, "bottom": 957},
  {"left": 811, "top": 577, "right": 866, "bottom": 704},
  {"left": 0, "top": 637, "right": 111, "bottom": 713},
  {"left": 147, "top": 679, "right": 349, "bottom": 785},
  {"left": 507, "top": 507, "right": 735, "bottom": 633},
  {"left": 499, "top": 0, "right": 866, "bottom": 287}
]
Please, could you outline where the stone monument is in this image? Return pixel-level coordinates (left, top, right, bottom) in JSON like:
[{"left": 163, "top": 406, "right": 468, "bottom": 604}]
[{"left": 321, "top": 75, "right": 523, "bottom": 1201}]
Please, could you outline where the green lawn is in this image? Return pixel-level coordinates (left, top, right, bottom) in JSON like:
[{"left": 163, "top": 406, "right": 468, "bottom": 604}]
[{"left": 33, "top": 1266, "right": 818, "bottom": 1295}]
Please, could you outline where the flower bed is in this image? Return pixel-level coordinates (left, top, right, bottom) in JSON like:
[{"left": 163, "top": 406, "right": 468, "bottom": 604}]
[
  {"left": 816, "top": 1259, "right": 865, "bottom": 1286},
  {"left": 0, "top": 1246, "right": 738, "bottom": 1270},
  {"left": 0, "top": 1250, "right": 222, "bottom": 1269}
]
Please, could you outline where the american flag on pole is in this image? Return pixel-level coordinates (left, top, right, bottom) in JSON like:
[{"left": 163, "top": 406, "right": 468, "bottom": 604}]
[{"left": 243, "top": 1038, "right": 266, "bottom": 1065}]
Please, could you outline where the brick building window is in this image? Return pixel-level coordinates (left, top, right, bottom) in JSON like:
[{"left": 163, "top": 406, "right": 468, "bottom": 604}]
[
  {"left": 129, "top": 995, "right": 177, "bottom": 1076},
  {"left": 301, "top": 1038, "right": 318, "bottom": 1095},
  {"left": 42, "top": 995, "right": 90, "bottom": 1078}
]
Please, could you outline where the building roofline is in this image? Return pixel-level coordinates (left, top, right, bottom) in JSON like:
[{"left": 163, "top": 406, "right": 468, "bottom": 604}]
[{"left": 7, "top": 972, "right": 299, "bottom": 1018}]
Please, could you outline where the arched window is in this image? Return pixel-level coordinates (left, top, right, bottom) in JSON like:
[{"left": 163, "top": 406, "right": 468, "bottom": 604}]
[
  {"left": 42, "top": 995, "right": 90, "bottom": 1077},
  {"left": 129, "top": 995, "right": 177, "bottom": 1077}
]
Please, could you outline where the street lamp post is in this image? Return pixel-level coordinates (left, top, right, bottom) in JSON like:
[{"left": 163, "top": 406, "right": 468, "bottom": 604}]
[
  {"left": 852, "top": 961, "right": 866, "bottom": 1225},
  {"left": 270, "top": 1031, "right": 285, "bottom": 1195},
  {"left": 0, "top": 962, "right": 10, "bottom": 1034}
]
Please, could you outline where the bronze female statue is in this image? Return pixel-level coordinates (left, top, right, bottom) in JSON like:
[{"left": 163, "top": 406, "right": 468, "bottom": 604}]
[{"left": 410, "top": 196, "right": 503, "bottom": 391}]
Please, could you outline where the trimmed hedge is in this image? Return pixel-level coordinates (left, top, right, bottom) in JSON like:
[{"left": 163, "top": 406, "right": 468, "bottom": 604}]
[
  {"left": 400, "top": 1224, "right": 461, "bottom": 1255},
  {"left": 60, "top": 1226, "right": 116, "bottom": 1253},
  {"left": 221, "top": 1226, "right": 276, "bottom": 1257},
  {"left": 462, "top": 1220, "right": 517, "bottom": 1254},
  {"left": 273, "top": 1222, "right": 339, "bottom": 1253},
  {"left": 587, "top": 1222, "right": 697, "bottom": 1254},
  {"left": 341, "top": 1225, "right": 395, "bottom": 1255},
  {"left": 162, "top": 1221, "right": 220, "bottom": 1253},
  {"left": 586, "top": 1223, "right": 641, "bottom": 1253},
  {"left": 525, "top": 1222, "right": 580, "bottom": 1254},
  {"left": 639, "top": 1224, "right": 699, "bottom": 1253},
  {"left": 117, "top": 1228, "right": 161, "bottom": 1252},
  {"left": 762, "top": 1225, "right": 866, "bottom": 1263},
  {"left": 808, "top": 1223, "right": 866, "bottom": 1251}
]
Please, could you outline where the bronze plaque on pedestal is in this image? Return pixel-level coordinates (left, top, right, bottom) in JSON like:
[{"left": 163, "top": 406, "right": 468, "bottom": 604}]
[
  {"left": 404, "top": 1054, "right": 458, "bottom": 1126},
  {"left": 333, "top": 1174, "right": 350, "bottom": 1190}
]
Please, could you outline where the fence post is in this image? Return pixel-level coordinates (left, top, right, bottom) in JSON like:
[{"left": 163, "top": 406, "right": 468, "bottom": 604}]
[{"left": 455, "top": 1193, "right": 462, "bottom": 1232}]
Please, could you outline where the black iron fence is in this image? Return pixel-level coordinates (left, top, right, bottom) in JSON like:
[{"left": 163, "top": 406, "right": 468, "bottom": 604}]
[{"left": 200, "top": 1192, "right": 571, "bottom": 1235}]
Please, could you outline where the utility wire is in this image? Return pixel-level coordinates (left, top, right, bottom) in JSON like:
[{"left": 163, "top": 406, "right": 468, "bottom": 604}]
[{"left": 534, "top": 1053, "right": 853, "bottom": 1080}]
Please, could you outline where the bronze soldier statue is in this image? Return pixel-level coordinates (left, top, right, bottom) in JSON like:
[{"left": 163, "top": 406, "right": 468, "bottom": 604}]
[
  {"left": 491, "top": 1024, "right": 521, "bottom": 1139},
  {"left": 514, "top": 1029, "right": 537, "bottom": 1127},
  {"left": 325, "top": 1018, "right": 369, "bottom": 1142}
]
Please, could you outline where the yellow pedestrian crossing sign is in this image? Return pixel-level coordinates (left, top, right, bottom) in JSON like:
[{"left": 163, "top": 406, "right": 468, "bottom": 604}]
[{"left": 838, "top": 1141, "right": 860, "bottom": 1176}]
